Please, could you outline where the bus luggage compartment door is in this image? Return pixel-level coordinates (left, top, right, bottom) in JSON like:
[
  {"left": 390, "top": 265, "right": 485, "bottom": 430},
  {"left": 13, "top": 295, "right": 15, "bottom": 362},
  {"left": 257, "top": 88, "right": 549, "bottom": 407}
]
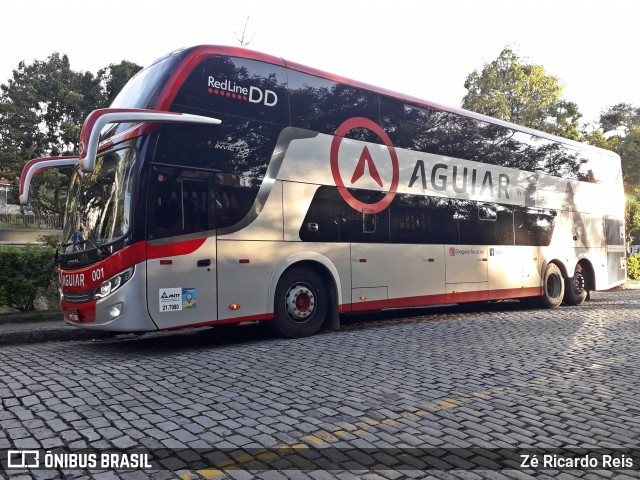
[{"left": 445, "top": 245, "right": 489, "bottom": 300}]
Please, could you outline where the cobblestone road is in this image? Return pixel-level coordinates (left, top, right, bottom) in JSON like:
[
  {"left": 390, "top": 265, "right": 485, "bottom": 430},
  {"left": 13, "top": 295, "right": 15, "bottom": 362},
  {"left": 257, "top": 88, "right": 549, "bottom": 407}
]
[{"left": 1, "top": 290, "right": 640, "bottom": 479}]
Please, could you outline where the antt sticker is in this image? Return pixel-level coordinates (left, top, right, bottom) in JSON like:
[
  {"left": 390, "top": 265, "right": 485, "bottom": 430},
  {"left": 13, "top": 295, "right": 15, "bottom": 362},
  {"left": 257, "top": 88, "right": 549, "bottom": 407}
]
[{"left": 159, "top": 288, "right": 182, "bottom": 312}]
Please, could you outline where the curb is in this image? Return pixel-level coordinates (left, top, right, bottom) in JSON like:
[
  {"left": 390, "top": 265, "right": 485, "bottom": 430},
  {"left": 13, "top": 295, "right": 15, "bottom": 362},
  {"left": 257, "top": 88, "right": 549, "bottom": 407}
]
[
  {"left": 0, "top": 324, "right": 113, "bottom": 347},
  {"left": 0, "top": 311, "right": 63, "bottom": 325}
]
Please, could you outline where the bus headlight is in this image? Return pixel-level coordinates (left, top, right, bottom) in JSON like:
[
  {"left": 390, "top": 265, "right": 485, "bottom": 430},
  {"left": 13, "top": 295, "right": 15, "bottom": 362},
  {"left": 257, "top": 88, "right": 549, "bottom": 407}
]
[{"left": 94, "top": 266, "right": 134, "bottom": 300}]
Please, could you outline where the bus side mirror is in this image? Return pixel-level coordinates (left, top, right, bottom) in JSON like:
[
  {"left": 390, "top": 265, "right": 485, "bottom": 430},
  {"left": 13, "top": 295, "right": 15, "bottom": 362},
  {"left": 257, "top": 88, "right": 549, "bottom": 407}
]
[
  {"left": 78, "top": 109, "right": 221, "bottom": 173},
  {"left": 19, "top": 156, "right": 79, "bottom": 205}
]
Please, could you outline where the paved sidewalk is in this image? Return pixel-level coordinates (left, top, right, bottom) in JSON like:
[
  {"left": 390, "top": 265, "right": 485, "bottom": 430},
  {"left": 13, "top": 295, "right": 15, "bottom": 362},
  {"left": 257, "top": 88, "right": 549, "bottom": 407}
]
[{"left": 0, "top": 314, "right": 112, "bottom": 346}]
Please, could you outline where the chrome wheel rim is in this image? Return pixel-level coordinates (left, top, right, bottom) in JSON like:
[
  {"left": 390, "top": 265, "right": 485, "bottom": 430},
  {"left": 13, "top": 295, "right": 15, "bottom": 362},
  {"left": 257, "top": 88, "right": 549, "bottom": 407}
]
[{"left": 285, "top": 284, "right": 315, "bottom": 322}]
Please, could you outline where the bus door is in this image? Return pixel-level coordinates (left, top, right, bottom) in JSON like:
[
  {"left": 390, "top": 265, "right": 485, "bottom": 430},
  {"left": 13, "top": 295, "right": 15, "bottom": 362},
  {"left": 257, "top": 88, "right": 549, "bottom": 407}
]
[{"left": 145, "top": 166, "right": 218, "bottom": 329}]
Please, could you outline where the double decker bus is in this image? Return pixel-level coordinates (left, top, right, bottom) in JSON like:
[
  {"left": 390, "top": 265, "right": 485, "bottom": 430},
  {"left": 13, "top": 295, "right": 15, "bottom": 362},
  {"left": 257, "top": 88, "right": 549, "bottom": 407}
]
[{"left": 20, "top": 45, "right": 626, "bottom": 338}]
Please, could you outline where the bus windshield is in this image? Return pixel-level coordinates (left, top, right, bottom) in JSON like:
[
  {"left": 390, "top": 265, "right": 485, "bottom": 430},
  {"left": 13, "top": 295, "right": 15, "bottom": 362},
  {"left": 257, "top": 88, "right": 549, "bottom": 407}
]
[{"left": 62, "top": 147, "right": 136, "bottom": 251}]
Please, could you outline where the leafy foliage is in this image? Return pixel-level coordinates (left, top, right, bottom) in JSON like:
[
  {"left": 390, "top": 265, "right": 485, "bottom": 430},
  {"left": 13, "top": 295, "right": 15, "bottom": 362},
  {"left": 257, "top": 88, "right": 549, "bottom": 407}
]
[
  {"left": 462, "top": 47, "right": 582, "bottom": 140},
  {"left": 618, "top": 127, "right": 640, "bottom": 190},
  {"left": 591, "top": 103, "right": 640, "bottom": 192},
  {"left": 591, "top": 103, "right": 640, "bottom": 246},
  {"left": 98, "top": 61, "right": 143, "bottom": 105},
  {"left": 0, "top": 246, "right": 57, "bottom": 312},
  {"left": 626, "top": 254, "right": 640, "bottom": 280},
  {"left": 599, "top": 103, "right": 640, "bottom": 134},
  {"left": 0, "top": 53, "right": 141, "bottom": 215}
]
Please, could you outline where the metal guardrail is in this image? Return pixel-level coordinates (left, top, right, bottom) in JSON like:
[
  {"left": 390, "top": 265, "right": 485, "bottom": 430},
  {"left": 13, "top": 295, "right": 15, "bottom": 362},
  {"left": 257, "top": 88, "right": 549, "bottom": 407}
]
[{"left": 0, "top": 212, "right": 63, "bottom": 230}]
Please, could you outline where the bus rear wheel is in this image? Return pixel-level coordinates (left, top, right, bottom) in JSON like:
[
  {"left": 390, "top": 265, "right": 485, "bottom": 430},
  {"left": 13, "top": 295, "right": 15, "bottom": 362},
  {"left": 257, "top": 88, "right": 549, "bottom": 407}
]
[
  {"left": 563, "top": 263, "right": 588, "bottom": 305},
  {"left": 271, "top": 267, "right": 328, "bottom": 338},
  {"left": 542, "top": 263, "right": 564, "bottom": 308}
]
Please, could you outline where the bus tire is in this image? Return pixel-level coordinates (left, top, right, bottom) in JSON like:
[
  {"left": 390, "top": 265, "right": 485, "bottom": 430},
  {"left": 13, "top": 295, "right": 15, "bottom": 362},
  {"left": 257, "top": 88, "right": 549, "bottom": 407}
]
[
  {"left": 271, "top": 267, "right": 328, "bottom": 338},
  {"left": 542, "top": 263, "right": 564, "bottom": 308},
  {"left": 563, "top": 263, "right": 588, "bottom": 305}
]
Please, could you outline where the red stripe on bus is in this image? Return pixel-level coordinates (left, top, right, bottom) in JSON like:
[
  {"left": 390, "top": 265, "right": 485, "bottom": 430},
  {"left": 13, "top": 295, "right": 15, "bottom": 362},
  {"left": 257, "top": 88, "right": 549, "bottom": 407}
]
[
  {"left": 60, "top": 239, "right": 207, "bottom": 294},
  {"left": 146, "top": 238, "right": 207, "bottom": 259},
  {"left": 97, "top": 123, "right": 158, "bottom": 154},
  {"left": 348, "top": 287, "right": 543, "bottom": 313},
  {"left": 171, "top": 287, "right": 542, "bottom": 330},
  {"left": 174, "top": 286, "right": 542, "bottom": 328},
  {"left": 105, "top": 241, "right": 147, "bottom": 274}
]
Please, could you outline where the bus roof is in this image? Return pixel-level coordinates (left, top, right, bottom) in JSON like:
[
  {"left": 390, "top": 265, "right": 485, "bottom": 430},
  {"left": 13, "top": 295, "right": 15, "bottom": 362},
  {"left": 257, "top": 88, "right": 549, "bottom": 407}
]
[{"left": 151, "top": 45, "right": 617, "bottom": 160}]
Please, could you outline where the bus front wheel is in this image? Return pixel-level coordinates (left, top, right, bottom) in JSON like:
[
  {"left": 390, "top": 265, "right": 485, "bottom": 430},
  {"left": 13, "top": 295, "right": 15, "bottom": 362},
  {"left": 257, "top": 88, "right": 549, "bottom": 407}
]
[
  {"left": 271, "top": 267, "right": 328, "bottom": 338},
  {"left": 563, "top": 263, "right": 588, "bottom": 305},
  {"left": 542, "top": 263, "right": 564, "bottom": 308}
]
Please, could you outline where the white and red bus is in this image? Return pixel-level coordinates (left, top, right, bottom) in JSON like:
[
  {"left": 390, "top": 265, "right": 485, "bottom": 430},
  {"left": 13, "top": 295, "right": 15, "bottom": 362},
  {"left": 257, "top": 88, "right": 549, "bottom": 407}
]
[{"left": 20, "top": 45, "right": 626, "bottom": 338}]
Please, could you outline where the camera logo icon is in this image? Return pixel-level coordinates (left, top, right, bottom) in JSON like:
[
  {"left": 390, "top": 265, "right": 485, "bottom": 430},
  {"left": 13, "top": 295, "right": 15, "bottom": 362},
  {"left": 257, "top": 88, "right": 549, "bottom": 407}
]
[{"left": 7, "top": 450, "right": 40, "bottom": 468}]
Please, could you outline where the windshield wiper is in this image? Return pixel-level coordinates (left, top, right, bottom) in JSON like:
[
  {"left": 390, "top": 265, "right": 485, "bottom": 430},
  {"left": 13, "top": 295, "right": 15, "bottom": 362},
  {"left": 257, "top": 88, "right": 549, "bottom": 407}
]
[{"left": 58, "top": 238, "right": 112, "bottom": 261}]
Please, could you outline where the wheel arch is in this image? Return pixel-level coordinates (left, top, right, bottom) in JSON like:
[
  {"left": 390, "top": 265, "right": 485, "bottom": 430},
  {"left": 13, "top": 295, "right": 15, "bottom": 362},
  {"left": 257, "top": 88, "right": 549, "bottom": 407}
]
[
  {"left": 546, "top": 259, "right": 568, "bottom": 279},
  {"left": 576, "top": 258, "right": 596, "bottom": 291}
]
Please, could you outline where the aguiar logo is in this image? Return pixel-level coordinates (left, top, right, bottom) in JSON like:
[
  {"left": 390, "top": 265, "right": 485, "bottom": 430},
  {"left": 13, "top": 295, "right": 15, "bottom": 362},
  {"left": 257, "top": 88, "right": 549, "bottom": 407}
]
[{"left": 330, "top": 117, "right": 399, "bottom": 213}]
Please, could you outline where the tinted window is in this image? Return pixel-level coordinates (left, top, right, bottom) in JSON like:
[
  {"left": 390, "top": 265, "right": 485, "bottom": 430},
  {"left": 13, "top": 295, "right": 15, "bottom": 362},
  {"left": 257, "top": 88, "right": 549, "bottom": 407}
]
[
  {"left": 381, "top": 94, "right": 601, "bottom": 184},
  {"left": 172, "top": 56, "right": 289, "bottom": 125},
  {"left": 301, "top": 188, "right": 555, "bottom": 246},
  {"left": 299, "top": 186, "right": 341, "bottom": 242},
  {"left": 154, "top": 116, "right": 281, "bottom": 178},
  {"left": 289, "top": 70, "right": 380, "bottom": 141},
  {"left": 381, "top": 97, "right": 450, "bottom": 156},
  {"left": 152, "top": 117, "right": 282, "bottom": 230},
  {"left": 339, "top": 190, "right": 389, "bottom": 243},
  {"left": 525, "top": 137, "right": 582, "bottom": 180},
  {"left": 448, "top": 116, "right": 483, "bottom": 163},
  {"left": 111, "top": 52, "right": 184, "bottom": 110},
  {"left": 147, "top": 166, "right": 214, "bottom": 239},
  {"left": 103, "top": 53, "right": 185, "bottom": 141},
  {"left": 299, "top": 187, "right": 389, "bottom": 243},
  {"left": 479, "top": 124, "right": 520, "bottom": 168},
  {"left": 514, "top": 207, "right": 555, "bottom": 246},
  {"left": 214, "top": 172, "right": 260, "bottom": 229},
  {"left": 478, "top": 204, "right": 514, "bottom": 245},
  {"left": 492, "top": 133, "right": 589, "bottom": 182},
  {"left": 457, "top": 200, "right": 487, "bottom": 245},
  {"left": 390, "top": 194, "right": 458, "bottom": 244}
]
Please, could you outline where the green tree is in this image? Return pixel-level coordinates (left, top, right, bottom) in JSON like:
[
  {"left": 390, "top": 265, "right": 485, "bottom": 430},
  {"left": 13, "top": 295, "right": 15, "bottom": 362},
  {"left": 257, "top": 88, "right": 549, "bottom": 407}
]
[
  {"left": 595, "top": 103, "right": 640, "bottom": 191},
  {"left": 626, "top": 190, "right": 640, "bottom": 245},
  {"left": 0, "top": 53, "right": 141, "bottom": 214},
  {"left": 589, "top": 103, "right": 640, "bottom": 245},
  {"left": 462, "top": 47, "right": 582, "bottom": 140},
  {"left": 599, "top": 102, "right": 640, "bottom": 133},
  {"left": 98, "top": 60, "right": 143, "bottom": 105}
]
